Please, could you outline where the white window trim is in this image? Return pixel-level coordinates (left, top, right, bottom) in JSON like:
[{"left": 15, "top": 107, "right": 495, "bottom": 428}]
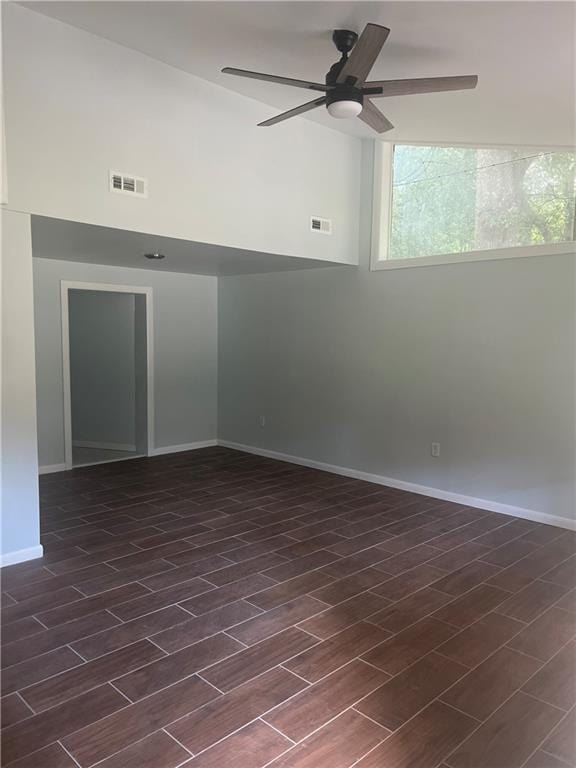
[{"left": 370, "top": 141, "right": 576, "bottom": 271}]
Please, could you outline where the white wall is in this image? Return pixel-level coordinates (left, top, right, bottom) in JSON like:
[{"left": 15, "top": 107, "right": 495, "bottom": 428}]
[
  {"left": 3, "top": 4, "right": 361, "bottom": 266},
  {"left": 1, "top": 210, "right": 41, "bottom": 563},
  {"left": 34, "top": 258, "right": 218, "bottom": 469},
  {"left": 69, "top": 290, "right": 137, "bottom": 450},
  {"left": 134, "top": 294, "right": 149, "bottom": 455},
  {"left": 219, "top": 143, "right": 576, "bottom": 525}
]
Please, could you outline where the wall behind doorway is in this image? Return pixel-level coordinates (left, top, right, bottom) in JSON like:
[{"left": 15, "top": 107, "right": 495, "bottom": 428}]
[
  {"left": 33, "top": 258, "right": 217, "bottom": 469},
  {"left": 69, "top": 290, "right": 137, "bottom": 452}
]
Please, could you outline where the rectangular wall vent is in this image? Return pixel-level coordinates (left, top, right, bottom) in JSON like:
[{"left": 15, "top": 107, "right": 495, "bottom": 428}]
[
  {"left": 310, "top": 216, "right": 332, "bottom": 235},
  {"left": 109, "top": 171, "right": 148, "bottom": 197}
]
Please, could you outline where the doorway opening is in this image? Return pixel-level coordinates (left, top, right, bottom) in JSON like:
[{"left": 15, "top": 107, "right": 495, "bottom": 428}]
[{"left": 61, "top": 281, "right": 154, "bottom": 469}]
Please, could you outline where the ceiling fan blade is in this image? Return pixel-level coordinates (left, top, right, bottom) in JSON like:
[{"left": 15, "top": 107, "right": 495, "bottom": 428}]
[
  {"left": 358, "top": 100, "right": 394, "bottom": 133},
  {"left": 365, "top": 75, "right": 478, "bottom": 97},
  {"left": 337, "top": 23, "right": 390, "bottom": 86},
  {"left": 222, "top": 67, "right": 331, "bottom": 92},
  {"left": 258, "top": 97, "right": 327, "bottom": 127}
]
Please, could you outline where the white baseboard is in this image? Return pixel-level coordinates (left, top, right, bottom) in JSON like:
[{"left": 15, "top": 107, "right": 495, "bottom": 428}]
[
  {"left": 72, "top": 454, "right": 145, "bottom": 469},
  {"left": 218, "top": 440, "right": 576, "bottom": 532},
  {"left": 150, "top": 440, "right": 218, "bottom": 456},
  {"left": 39, "top": 463, "right": 67, "bottom": 475},
  {"left": 39, "top": 440, "right": 218, "bottom": 474},
  {"left": 39, "top": 437, "right": 570, "bottom": 532},
  {"left": 0, "top": 545, "right": 44, "bottom": 567},
  {"left": 72, "top": 441, "right": 136, "bottom": 452}
]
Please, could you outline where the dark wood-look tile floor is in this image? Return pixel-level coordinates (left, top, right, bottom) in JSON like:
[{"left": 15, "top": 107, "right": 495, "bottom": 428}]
[{"left": 1, "top": 447, "right": 575, "bottom": 767}]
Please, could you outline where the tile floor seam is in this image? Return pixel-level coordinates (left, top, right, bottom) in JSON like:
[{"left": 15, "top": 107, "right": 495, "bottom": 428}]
[
  {"left": 260, "top": 702, "right": 382, "bottom": 765},
  {"left": 162, "top": 727, "right": 196, "bottom": 757},
  {"left": 222, "top": 629, "right": 249, "bottom": 648},
  {"left": 195, "top": 671, "right": 227, "bottom": 696},
  {"left": 14, "top": 690, "right": 36, "bottom": 717},
  {"left": 521, "top": 691, "right": 571, "bottom": 713},
  {"left": 14, "top": 453, "right": 574, "bottom": 768},
  {"left": 439, "top": 657, "right": 571, "bottom": 768},
  {"left": 354, "top": 627, "right": 565, "bottom": 764},
  {"left": 260, "top": 717, "right": 297, "bottom": 745},
  {"left": 58, "top": 740, "right": 83, "bottom": 768},
  {"left": 86, "top": 731, "right": 167, "bottom": 767}
]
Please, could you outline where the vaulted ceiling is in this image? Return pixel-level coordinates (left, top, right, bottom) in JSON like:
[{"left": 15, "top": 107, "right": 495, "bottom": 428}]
[{"left": 21, "top": 1, "right": 575, "bottom": 146}]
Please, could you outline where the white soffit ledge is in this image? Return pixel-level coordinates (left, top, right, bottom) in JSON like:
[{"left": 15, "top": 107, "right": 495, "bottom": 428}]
[{"left": 31, "top": 216, "right": 352, "bottom": 276}]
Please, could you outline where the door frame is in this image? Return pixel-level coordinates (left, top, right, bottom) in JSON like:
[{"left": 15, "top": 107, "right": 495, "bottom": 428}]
[{"left": 60, "top": 280, "right": 154, "bottom": 470}]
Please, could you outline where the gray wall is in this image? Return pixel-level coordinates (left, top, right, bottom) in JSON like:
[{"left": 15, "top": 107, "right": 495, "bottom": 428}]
[
  {"left": 1, "top": 211, "right": 41, "bottom": 559},
  {"left": 34, "top": 258, "right": 218, "bottom": 467},
  {"left": 69, "top": 290, "right": 136, "bottom": 449},
  {"left": 219, "top": 143, "right": 576, "bottom": 523}
]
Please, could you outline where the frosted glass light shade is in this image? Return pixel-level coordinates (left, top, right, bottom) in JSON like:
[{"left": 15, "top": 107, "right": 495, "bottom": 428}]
[{"left": 326, "top": 100, "right": 362, "bottom": 119}]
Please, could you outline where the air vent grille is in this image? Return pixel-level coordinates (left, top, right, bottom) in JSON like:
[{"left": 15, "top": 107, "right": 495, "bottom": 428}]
[
  {"left": 110, "top": 171, "right": 148, "bottom": 197},
  {"left": 310, "top": 216, "right": 332, "bottom": 235}
]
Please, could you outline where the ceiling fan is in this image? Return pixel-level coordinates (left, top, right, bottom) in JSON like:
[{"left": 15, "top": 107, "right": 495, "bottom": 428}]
[{"left": 222, "top": 23, "right": 478, "bottom": 133}]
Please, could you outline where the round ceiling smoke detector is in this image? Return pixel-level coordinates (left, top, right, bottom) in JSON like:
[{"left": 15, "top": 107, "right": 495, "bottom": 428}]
[{"left": 145, "top": 253, "right": 165, "bottom": 260}]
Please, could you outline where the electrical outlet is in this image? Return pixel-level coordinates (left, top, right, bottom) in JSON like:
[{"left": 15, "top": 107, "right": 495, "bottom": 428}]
[
  {"left": 259, "top": 416, "right": 266, "bottom": 428},
  {"left": 431, "top": 442, "right": 441, "bottom": 457}
]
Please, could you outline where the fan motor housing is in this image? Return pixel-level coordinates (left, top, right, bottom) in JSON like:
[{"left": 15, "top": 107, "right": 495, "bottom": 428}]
[{"left": 326, "top": 85, "right": 364, "bottom": 109}]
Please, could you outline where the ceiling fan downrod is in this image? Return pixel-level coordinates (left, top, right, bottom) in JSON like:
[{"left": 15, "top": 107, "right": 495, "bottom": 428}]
[{"left": 327, "top": 29, "right": 359, "bottom": 85}]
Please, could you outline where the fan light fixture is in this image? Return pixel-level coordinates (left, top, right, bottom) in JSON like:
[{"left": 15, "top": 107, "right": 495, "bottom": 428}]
[
  {"left": 326, "top": 99, "right": 362, "bottom": 119},
  {"left": 221, "top": 24, "right": 478, "bottom": 134}
]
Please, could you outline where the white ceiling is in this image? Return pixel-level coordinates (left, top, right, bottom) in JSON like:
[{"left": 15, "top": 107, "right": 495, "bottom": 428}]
[
  {"left": 31, "top": 216, "right": 347, "bottom": 276},
  {"left": 21, "top": 1, "right": 575, "bottom": 147}
]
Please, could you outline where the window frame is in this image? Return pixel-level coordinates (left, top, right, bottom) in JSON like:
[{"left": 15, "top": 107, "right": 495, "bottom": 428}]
[{"left": 370, "top": 141, "right": 576, "bottom": 271}]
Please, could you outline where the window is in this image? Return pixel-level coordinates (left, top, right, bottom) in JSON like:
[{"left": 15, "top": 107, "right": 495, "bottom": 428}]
[{"left": 371, "top": 143, "right": 576, "bottom": 269}]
